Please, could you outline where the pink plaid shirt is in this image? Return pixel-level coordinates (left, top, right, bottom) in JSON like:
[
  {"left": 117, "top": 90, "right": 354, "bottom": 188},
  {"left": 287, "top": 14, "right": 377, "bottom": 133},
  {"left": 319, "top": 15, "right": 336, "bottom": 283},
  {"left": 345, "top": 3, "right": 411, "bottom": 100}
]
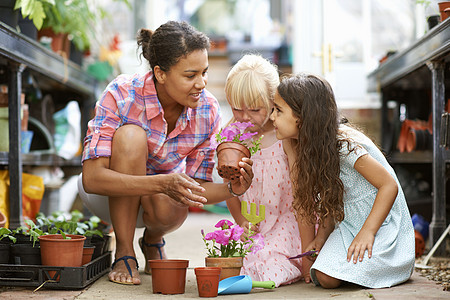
[{"left": 82, "top": 72, "right": 221, "bottom": 181}]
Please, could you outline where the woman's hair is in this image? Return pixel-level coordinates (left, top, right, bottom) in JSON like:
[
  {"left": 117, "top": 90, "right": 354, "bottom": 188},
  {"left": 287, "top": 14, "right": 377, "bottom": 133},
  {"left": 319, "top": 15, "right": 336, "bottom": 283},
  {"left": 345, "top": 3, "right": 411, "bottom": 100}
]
[
  {"left": 225, "top": 54, "right": 279, "bottom": 116},
  {"left": 136, "top": 21, "right": 210, "bottom": 76},
  {"left": 277, "top": 73, "right": 349, "bottom": 224}
]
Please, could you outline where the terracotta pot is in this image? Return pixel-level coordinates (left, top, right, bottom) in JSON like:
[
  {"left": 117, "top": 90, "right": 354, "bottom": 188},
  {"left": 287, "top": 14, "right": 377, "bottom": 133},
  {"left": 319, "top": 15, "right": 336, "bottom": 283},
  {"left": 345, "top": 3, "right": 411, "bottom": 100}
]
[
  {"left": 0, "top": 211, "right": 6, "bottom": 228},
  {"left": 438, "top": 2, "right": 450, "bottom": 21},
  {"left": 415, "top": 230, "right": 425, "bottom": 258},
  {"left": 205, "top": 257, "right": 243, "bottom": 280},
  {"left": 216, "top": 142, "right": 251, "bottom": 181},
  {"left": 37, "top": 28, "right": 71, "bottom": 57},
  {"left": 39, "top": 234, "right": 86, "bottom": 280},
  {"left": 149, "top": 259, "right": 189, "bottom": 294},
  {"left": 195, "top": 267, "right": 221, "bottom": 297},
  {"left": 82, "top": 245, "right": 95, "bottom": 265}
]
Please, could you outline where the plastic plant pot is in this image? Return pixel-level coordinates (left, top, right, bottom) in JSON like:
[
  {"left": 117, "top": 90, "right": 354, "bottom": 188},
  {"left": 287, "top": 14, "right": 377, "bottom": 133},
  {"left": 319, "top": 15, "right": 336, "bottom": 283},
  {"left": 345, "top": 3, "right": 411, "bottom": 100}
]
[
  {"left": 195, "top": 267, "right": 221, "bottom": 297},
  {"left": 216, "top": 142, "right": 250, "bottom": 181},
  {"left": 149, "top": 259, "right": 189, "bottom": 294},
  {"left": 205, "top": 256, "right": 243, "bottom": 280}
]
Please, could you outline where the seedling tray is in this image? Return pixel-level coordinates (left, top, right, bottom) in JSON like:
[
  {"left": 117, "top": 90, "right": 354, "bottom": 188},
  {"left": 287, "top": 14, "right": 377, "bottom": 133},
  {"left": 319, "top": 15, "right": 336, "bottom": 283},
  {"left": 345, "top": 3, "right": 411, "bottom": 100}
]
[{"left": 0, "top": 251, "right": 111, "bottom": 289}]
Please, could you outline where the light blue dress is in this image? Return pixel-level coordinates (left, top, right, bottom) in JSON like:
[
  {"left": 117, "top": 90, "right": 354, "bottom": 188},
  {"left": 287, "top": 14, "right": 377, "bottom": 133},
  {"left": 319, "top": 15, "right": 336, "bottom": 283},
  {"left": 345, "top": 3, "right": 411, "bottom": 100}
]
[{"left": 310, "top": 125, "right": 415, "bottom": 288}]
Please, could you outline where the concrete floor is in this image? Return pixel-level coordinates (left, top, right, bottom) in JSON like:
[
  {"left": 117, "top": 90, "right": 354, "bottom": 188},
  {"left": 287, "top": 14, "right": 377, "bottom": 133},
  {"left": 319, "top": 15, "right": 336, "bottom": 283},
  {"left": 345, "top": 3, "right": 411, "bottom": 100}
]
[{"left": 0, "top": 212, "right": 449, "bottom": 299}]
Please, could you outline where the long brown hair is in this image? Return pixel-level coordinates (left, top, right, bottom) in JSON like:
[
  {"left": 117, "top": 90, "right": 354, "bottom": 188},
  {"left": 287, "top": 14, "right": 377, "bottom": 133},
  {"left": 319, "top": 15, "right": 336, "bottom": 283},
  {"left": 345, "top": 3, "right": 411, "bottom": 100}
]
[{"left": 277, "top": 73, "right": 350, "bottom": 224}]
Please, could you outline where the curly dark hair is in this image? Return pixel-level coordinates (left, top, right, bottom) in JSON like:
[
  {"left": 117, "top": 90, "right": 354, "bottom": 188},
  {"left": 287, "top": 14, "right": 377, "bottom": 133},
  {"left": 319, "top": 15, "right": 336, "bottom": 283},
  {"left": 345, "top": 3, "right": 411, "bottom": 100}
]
[
  {"left": 277, "top": 73, "right": 354, "bottom": 225},
  {"left": 136, "top": 21, "right": 210, "bottom": 77}
]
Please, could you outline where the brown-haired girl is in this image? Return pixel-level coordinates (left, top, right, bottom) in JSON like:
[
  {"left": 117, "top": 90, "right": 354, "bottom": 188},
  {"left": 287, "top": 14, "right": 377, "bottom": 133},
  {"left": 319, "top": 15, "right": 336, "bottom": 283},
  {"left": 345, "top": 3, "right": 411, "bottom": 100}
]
[{"left": 270, "top": 73, "right": 415, "bottom": 288}]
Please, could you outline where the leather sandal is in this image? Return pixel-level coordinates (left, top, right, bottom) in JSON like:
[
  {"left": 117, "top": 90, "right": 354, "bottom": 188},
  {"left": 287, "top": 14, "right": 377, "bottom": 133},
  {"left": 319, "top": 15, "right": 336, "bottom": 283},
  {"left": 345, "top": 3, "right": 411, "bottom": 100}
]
[
  {"left": 138, "top": 229, "right": 166, "bottom": 274},
  {"left": 109, "top": 255, "right": 139, "bottom": 285}
]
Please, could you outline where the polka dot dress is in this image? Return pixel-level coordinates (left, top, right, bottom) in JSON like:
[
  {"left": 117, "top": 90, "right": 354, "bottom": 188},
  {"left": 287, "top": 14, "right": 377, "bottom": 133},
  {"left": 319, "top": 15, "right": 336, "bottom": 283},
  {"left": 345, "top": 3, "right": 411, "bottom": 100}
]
[
  {"left": 310, "top": 125, "right": 415, "bottom": 288},
  {"left": 239, "top": 140, "right": 302, "bottom": 287}
]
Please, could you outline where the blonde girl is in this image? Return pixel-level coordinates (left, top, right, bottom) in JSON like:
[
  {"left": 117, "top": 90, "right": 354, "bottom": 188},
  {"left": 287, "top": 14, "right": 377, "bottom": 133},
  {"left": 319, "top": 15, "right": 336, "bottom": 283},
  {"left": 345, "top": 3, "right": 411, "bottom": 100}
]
[{"left": 224, "top": 54, "right": 303, "bottom": 287}]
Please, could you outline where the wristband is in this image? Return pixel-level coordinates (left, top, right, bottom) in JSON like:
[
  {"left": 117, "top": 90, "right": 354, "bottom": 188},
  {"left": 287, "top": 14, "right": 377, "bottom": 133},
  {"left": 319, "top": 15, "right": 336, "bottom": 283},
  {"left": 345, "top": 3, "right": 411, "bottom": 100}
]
[{"left": 228, "top": 181, "right": 245, "bottom": 197}]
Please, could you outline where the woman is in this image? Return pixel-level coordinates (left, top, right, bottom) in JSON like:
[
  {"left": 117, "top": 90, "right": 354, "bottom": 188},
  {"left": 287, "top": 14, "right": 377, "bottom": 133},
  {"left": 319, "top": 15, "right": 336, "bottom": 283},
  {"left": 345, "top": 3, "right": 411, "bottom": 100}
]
[{"left": 78, "top": 21, "right": 253, "bottom": 285}]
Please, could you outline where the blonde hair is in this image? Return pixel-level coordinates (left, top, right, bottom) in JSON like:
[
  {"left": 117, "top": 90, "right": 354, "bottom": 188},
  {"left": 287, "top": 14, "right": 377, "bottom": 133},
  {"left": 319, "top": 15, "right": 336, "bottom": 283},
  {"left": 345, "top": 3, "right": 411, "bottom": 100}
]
[{"left": 225, "top": 54, "right": 279, "bottom": 115}]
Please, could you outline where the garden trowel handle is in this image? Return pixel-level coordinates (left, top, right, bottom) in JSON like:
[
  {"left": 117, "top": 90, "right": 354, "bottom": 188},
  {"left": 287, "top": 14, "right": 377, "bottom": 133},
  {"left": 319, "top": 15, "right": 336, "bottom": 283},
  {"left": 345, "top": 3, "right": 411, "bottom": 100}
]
[{"left": 252, "top": 280, "right": 276, "bottom": 289}]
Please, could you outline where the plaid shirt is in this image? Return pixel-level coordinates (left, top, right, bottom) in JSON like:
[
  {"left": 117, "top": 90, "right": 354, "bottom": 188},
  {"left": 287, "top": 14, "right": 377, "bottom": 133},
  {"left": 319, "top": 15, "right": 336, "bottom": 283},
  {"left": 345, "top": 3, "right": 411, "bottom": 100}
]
[{"left": 82, "top": 72, "right": 221, "bottom": 181}]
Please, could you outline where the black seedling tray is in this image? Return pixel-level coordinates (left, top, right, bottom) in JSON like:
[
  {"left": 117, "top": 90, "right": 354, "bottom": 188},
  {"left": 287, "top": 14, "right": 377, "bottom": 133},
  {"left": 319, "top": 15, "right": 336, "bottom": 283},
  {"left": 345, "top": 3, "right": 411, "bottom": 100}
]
[{"left": 0, "top": 251, "right": 111, "bottom": 289}]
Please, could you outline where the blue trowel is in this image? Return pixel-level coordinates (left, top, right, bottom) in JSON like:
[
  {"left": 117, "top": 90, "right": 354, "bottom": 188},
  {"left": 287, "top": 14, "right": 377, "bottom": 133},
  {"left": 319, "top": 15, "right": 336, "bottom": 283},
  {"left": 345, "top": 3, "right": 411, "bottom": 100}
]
[{"left": 218, "top": 275, "right": 275, "bottom": 295}]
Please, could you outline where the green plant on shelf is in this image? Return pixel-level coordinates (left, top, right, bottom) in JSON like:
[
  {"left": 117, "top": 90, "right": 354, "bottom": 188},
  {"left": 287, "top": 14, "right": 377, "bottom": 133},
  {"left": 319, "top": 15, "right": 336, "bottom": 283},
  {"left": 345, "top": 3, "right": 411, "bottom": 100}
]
[{"left": 0, "top": 227, "right": 17, "bottom": 243}]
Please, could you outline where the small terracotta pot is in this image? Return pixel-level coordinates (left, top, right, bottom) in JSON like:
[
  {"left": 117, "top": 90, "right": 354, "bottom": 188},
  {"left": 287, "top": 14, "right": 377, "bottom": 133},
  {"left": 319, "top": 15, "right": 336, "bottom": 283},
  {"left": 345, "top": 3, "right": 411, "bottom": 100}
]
[
  {"left": 82, "top": 245, "right": 95, "bottom": 265},
  {"left": 195, "top": 267, "right": 221, "bottom": 297},
  {"left": 149, "top": 259, "right": 189, "bottom": 294},
  {"left": 205, "top": 257, "right": 243, "bottom": 280},
  {"left": 39, "top": 234, "right": 86, "bottom": 280},
  {"left": 216, "top": 142, "right": 251, "bottom": 181},
  {"left": 438, "top": 1, "right": 450, "bottom": 21},
  {"left": 415, "top": 230, "right": 425, "bottom": 258},
  {"left": 0, "top": 211, "right": 6, "bottom": 228}
]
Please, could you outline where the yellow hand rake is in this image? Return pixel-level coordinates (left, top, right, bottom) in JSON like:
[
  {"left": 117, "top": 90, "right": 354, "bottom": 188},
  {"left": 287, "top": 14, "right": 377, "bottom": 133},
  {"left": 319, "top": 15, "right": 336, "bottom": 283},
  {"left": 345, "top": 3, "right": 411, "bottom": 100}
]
[{"left": 241, "top": 201, "right": 265, "bottom": 225}]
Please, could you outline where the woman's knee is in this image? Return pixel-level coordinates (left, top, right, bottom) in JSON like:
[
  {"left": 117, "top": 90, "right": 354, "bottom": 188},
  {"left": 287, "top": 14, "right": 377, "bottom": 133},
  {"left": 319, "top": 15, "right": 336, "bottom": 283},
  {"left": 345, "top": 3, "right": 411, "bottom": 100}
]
[
  {"left": 141, "top": 194, "right": 188, "bottom": 229},
  {"left": 111, "top": 125, "right": 148, "bottom": 168},
  {"left": 315, "top": 270, "right": 341, "bottom": 289}
]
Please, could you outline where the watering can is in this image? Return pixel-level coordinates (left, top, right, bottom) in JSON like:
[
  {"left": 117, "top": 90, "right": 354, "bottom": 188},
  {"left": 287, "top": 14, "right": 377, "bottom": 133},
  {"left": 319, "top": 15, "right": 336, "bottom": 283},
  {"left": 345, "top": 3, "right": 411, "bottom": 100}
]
[{"left": 218, "top": 275, "right": 275, "bottom": 295}]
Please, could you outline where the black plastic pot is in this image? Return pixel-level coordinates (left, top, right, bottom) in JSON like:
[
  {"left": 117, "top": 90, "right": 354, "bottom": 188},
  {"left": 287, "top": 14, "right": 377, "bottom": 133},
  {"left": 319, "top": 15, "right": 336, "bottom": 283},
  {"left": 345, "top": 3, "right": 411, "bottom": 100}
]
[
  {"left": 0, "top": 241, "right": 11, "bottom": 264},
  {"left": 11, "top": 243, "right": 41, "bottom": 265},
  {"left": 428, "top": 15, "right": 440, "bottom": 30},
  {"left": 90, "top": 235, "right": 106, "bottom": 259},
  {"left": 18, "top": 12, "right": 37, "bottom": 40},
  {"left": 0, "top": 0, "right": 18, "bottom": 29},
  {"left": 69, "top": 42, "right": 84, "bottom": 65}
]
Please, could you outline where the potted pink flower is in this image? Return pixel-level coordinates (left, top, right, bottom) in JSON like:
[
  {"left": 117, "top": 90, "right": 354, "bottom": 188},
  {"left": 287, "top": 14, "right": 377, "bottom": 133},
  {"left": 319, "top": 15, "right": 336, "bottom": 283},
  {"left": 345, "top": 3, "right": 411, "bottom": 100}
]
[
  {"left": 201, "top": 219, "right": 264, "bottom": 280},
  {"left": 210, "top": 122, "right": 262, "bottom": 181}
]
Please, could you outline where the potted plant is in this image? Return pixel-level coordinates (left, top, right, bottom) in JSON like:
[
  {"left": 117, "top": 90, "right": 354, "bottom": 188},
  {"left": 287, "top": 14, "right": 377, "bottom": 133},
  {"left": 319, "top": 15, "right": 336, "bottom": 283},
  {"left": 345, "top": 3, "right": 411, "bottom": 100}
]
[
  {"left": 0, "top": 227, "right": 16, "bottom": 264},
  {"left": 14, "top": 0, "right": 54, "bottom": 31},
  {"left": 10, "top": 220, "right": 43, "bottom": 265},
  {"left": 201, "top": 219, "right": 264, "bottom": 280},
  {"left": 210, "top": 121, "right": 262, "bottom": 181},
  {"left": 39, "top": 229, "right": 86, "bottom": 280}
]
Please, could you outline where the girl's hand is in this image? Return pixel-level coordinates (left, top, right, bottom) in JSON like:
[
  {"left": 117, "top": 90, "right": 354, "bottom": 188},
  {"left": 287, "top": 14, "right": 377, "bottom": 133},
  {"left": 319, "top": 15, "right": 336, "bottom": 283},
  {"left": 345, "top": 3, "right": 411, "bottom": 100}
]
[
  {"left": 164, "top": 173, "right": 207, "bottom": 207},
  {"left": 239, "top": 220, "right": 259, "bottom": 241},
  {"left": 229, "top": 158, "right": 254, "bottom": 195},
  {"left": 303, "top": 239, "right": 325, "bottom": 262},
  {"left": 302, "top": 257, "right": 314, "bottom": 284},
  {"left": 347, "top": 229, "right": 375, "bottom": 263}
]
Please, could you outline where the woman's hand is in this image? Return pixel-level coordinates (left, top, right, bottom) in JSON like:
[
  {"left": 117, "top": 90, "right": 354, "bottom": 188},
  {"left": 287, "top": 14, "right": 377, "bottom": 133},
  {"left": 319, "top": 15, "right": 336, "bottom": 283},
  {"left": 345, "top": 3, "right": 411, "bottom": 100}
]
[
  {"left": 164, "top": 173, "right": 207, "bottom": 207},
  {"left": 347, "top": 228, "right": 375, "bottom": 263},
  {"left": 229, "top": 158, "right": 254, "bottom": 195}
]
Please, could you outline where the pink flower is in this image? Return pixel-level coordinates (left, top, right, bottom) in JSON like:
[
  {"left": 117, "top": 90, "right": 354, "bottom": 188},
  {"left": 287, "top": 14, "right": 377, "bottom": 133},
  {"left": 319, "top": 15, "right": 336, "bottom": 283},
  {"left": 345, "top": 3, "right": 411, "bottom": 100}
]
[
  {"left": 215, "top": 229, "right": 232, "bottom": 245},
  {"left": 209, "top": 122, "right": 261, "bottom": 154},
  {"left": 231, "top": 226, "right": 244, "bottom": 241},
  {"left": 221, "top": 126, "right": 240, "bottom": 141},
  {"left": 202, "top": 218, "right": 265, "bottom": 257},
  {"left": 239, "top": 132, "right": 258, "bottom": 141},
  {"left": 231, "top": 121, "right": 254, "bottom": 131},
  {"left": 209, "top": 134, "right": 220, "bottom": 149},
  {"left": 215, "top": 219, "right": 233, "bottom": 229},
  {"left": 245, "top": 233, "right": 265, "bottom": 254},
  {"left": 204, "top": 231, "right": 216, "bottom": 240}
]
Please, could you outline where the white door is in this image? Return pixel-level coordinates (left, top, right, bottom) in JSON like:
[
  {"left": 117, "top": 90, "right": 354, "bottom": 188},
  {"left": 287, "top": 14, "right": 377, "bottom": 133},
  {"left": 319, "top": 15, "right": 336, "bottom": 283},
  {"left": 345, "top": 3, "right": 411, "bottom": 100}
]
[{"left": 293, "top": 0, "right": 372, "bottom": 109}]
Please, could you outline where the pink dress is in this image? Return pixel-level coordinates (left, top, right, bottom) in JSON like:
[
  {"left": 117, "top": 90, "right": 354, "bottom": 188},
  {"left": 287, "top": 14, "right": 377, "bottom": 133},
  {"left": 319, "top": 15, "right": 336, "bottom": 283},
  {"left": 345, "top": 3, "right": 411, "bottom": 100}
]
[{"left": 239, "top": 140, "right": 302, "bottom": 287}]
